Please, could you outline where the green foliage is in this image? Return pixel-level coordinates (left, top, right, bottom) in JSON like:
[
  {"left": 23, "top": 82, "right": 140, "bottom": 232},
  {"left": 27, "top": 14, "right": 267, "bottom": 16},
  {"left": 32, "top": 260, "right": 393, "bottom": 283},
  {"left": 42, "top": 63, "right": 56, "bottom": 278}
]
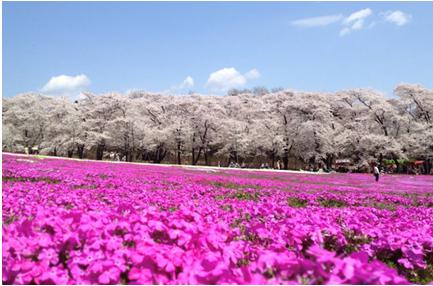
[
  {"left": 323, "top": 234, "right": 339, "bottom": 252},
  {"left": 209, "top": 181, "right": 262, "bottom": 190},
  {"left": 409, "top": 264, "right": 433, "bottom": 284},
  {"left": 343, "top": 230, "right": 373, "bottom": 254},
  {"left": 377, "top": 249, "right": 433, "bottom": 284},
  {"left": 220, "top": 204, "right": 233, "bottom": 212},
  {"left": 264, "top": 267, "right": 276, "bottom": 279},
  {"left": 317, "top": 198, "right": 347, "bottom": 208},
  {"left": 214, "top": 195, "right": 226, "bottom": 200},
  {"left": 236, "top": 257, "right": 250, "bottom": 267},
  {"left": 287, "top": 197, "right": 308, "bottom": 208},
  {"left": 3, "top": 214, "right": 19, "bottom": 225},
  {"left": 72, "top": 184, "right": 98, "bottom": 189},
  {"left": 322, "top": 230, "right": 373, "bottom": 255},
  {"left": 62, "top": 202, "right": 74, "bottom": 210},
  {"left": 383, "top": 159, "right": 414, "bottom": 166},
  {"left": 122, "top": 240, "right": 136, "bottom": 248},
  {"left": 231, "top": 191, "right": 261, "bottom": 201},
  {"left": 409, "top": 253, "right": 433, "bottom": 284},
  {"left": 368, "top": 202, "right": 397, "bottom": 211},
  {"left": 3, "top": 176, "right": 60, "bottom": 184}
]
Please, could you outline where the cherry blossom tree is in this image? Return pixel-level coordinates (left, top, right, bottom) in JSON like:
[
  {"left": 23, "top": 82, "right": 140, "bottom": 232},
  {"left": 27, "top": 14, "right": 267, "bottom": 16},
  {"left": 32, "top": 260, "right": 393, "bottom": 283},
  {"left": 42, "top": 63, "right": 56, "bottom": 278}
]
[{"left": 3, "top": 83, "right": 432, "bottom": 173}]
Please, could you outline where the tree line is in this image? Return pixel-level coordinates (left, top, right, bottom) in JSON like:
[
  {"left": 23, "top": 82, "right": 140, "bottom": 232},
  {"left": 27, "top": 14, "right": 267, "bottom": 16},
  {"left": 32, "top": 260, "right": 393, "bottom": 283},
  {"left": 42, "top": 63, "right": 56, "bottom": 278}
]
[{"left": 2, "top": 83, "right": 433, "bottom": 173}]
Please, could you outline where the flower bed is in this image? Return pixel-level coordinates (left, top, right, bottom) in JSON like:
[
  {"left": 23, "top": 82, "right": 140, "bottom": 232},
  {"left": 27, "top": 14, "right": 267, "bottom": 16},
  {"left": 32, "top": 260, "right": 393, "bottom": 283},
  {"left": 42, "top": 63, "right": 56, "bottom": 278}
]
[{"left": 2, "top": 154, "right": 433, "bottom": 284}]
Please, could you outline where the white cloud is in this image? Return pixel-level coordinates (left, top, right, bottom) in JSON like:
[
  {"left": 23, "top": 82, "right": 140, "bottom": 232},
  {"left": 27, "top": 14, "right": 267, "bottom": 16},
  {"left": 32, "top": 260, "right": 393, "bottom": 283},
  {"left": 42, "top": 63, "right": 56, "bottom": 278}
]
[
  {"left": 340, "top": 8, "right": 373, "bottom": 36},
  {"left": 339, "top": 27, "right": 351, "bottom": 37},
  {"left": 367, "top": 21, "right": 377, "bottom": 29},
  {"left": 158, "top": 76, "right": 195, "bottom": 95},
  {"left": 41, "top": 74, "right": 90, "bottom": 97},
  {"left": 343, "top": 8, "right": 372, "bottom": 25},
  {"left": 206, "top": 67, "right": 260, "bottom": 92},
  {"left": 291, "top": 14, "right": 343, "bottom": 28},
  {"left": 384, "top": 10, "right": 411, "bottom": 26},
  {"left": 291, "top": 8, "right": 411, "bottom": 37},
  {"left": 245, "top": 68, "right": 261, "bottom": 80},
  {"left": 206, "top": 68, "right": 246, "bottom": 91},
  {"left": 178, "top": 76, "right": 194, "bottom": 89},
  {"left": 165, "top": 76, "right": 195, "bottom": 95}
]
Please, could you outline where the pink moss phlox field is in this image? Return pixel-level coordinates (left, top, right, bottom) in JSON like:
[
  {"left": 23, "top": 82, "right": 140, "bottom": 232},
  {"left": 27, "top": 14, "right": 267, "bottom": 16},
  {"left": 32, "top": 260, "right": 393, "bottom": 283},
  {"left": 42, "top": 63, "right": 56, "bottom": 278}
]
[{"left": 2, "top": 154, "right": 433, "bottom": 284}]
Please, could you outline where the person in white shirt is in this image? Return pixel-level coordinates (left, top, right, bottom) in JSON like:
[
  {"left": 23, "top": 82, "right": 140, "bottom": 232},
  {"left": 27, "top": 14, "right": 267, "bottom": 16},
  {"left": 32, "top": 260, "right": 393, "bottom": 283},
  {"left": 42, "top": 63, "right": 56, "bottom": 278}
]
[{"left": 373, "top": 164, "right": 380, "bottom": 182}]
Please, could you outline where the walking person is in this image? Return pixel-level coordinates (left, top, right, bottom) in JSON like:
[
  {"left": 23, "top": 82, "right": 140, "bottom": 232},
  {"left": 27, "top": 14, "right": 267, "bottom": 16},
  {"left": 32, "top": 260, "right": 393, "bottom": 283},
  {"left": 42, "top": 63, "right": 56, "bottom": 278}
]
[{"left": 373, "top": 163, "right": 380, "bottom": 182}]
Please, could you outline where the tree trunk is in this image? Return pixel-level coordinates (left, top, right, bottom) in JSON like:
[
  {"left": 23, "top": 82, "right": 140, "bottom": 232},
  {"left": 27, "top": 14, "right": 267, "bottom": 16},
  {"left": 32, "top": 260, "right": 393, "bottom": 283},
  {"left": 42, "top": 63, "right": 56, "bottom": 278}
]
[
  {"left": 282, "top": 115, "right": 290, "bottom": 170},
  {"left": 323, "top": 154, "right": 334, "bottom": 170},
  {"left": 192, "top": 133, "right": 196, "bottom": 165},
  {"left": 423, "top": 159, "right": 432, "bottom": 175},
  {"left": 382, "top": 126, "right": 388, "bottom": 137},
  {"left": 282, "top": 149, "right": 289, "bottom": 170},
  {"left": 177, "top": 142, "right": 182, "bottom": 165},
  {"left": 153, "top": 145, "right": 166, "bottom": 163},
  {"left": 204, "top": 149, "right": 209, "bottom": 166},
  {"left": 392, "top": 155, "right": 400, "bottom": 173},
  {"left": 77, "top": 144, "right": 85, "bottom": 159},
  {"left": 96, "top": 144, "right": 105, "bottom": 160},
  {"left": 282, "top": 139, "right": 291, "bottom": 170},
  {"left": 154, "top": 148, "right": 160, "bottom": 163},
  {"left": 160, "top": 150, "right": 167, "bottom": 162},
  {"left": 193, "top": 147, "right": 202, "bottom": 165},
  {"left": 135, "top": 151, "right": 141, "bottom": 161},
  {"left": 67, "top": 150, "right": 73, "bottom": 158},
  {"left": 271, "top": 152, "right": 275, "bottom": 169},
  {"left": 229, "top": 150, "right": 238, "bottom": 164}
]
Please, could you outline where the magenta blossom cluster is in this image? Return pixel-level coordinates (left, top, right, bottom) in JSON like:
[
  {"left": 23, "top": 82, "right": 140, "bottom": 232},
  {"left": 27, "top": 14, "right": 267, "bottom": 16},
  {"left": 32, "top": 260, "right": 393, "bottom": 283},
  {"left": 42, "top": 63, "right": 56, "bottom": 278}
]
[{"left": 2, "top": 154, "right": 433, "bottom": 284}]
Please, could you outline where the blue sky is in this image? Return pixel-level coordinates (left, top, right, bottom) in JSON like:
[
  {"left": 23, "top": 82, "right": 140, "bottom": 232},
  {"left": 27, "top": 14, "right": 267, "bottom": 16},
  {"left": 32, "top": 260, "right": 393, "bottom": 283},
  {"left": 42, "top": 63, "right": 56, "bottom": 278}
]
[{"left": 3, "top": 1, "right": 433, "bottom": 97}]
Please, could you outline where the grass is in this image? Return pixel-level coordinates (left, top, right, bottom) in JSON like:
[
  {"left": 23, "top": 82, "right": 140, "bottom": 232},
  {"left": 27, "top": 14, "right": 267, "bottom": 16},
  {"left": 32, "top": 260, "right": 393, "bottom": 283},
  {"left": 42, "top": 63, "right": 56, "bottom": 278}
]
[
  {"left": 3, "top": 214, "right": 19, "bottom": 225},
  {"left": 206, "top": 181, "right": 262, "bottom": 191},
  {"left": 287, "top": 197, "right": 309, "bottom": 208},
  {"left": 343, "top": 230, "right": 373, "bottom": 254},
  {"left": 220, "top": 204, "right": 233, "bottom": 212},
  {"left": 3, "top": 176, "right": 60, "bottom": 184},
  {"left": 317, "top": 198, "right": 347, "bottom": 208},
  {"left": 231, "top": 191, "right": 261, "bottom": 201},
  {"left": 62, "top": 202, "right": 75, "bottom": 210},
  {"left": 72, "top": 184, "right": 98, "bottom": 190},
  {"left": 376, "top": 248, "right": 433, "bottom": 284}
]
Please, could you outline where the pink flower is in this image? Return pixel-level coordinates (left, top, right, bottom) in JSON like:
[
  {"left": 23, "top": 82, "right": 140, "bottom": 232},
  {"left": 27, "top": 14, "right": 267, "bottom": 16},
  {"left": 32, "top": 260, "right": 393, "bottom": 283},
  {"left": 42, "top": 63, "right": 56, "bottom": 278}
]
[{"left": 398, "top": 258, "right": 414, "bottom": 269}]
